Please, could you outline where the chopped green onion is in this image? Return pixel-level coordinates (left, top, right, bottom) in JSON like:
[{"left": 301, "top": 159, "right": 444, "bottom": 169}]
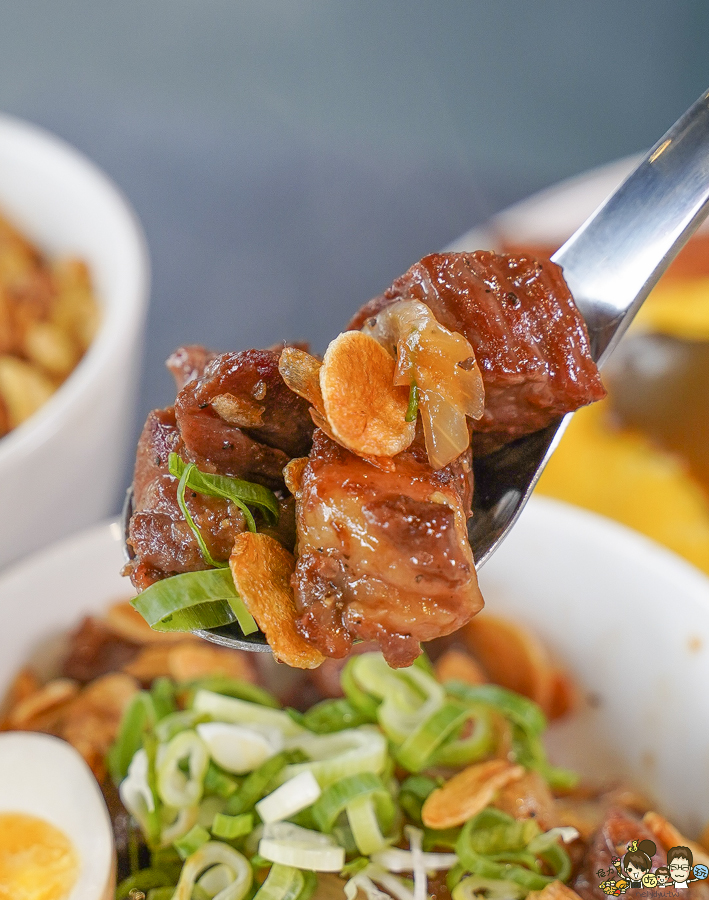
[
  {"left": 175, "top": 459, "right": 230, "bottom": 566},
  {"left": 192, "top": 689, "right": 303, "bottom": 737},
  {"left": 211, "top": 812, "right": 254, "bottom": 840},
  {"left": 196, "top": 721, "right": 282, "bottom": 775},
  {"left": 445, "top": 680, "right": 577, "bottom": 788},
  {"left": 256, "top": 771, "right": 322, "bottom": 824},
  {"left": 150, "top": 677, "right": 178, "bottom": 720},
  {"left": 347, "top": 794, "right": 389, "bottom": 855},
  {"left": 143, "top": 732, "right": 163, "bottom": 847},
  {"left": 396, "top": 701, "right": 469, "bottom": 773},
  {"left": 340, "top": 660, "right": 381, "bottom": 720},
  {"left": 182, "top": 674, "right": 281, "bottom": 709},
  {"left": 312, "top": 773, "right": 395, "bottom": 835},
  {"left": 108, "top": 691, "right": 156, "bottom": 786},
  {"left": 116, "top": 868, "right": 177, "bottom": 898},
  {"left": 452, "top": 876, "right": 525, "bottom": 900},
  {"left": 161, "top": 807, "right": 199, "bottom": 846},
  {"left": 204, "top": 760, "right": 239, "bottom": 798},
  {"left": 454, "top": 809, "right": 572, "bottom": 892},
  {"left": 224, "top": 750, "right": 306, "bottom": 816},
  {"left": 131, "top": 568, "right": 257, "bottom": 634},
  {"left": 300, "top": 698, "right": 371, "bottom": 734},
  {"left": 347, "top": 654, "right": 445, "bottom": 746},
  {"left": 405, "top": 383, "right": 419, "bottom": 423},
  {"left": 398, "top": 776, "right": 438, "bottom": 825},
  {"left": 259, "top": 822, "right": 346, "bottom": 872},
  {"left": 445, "top": 682, "right": 546, "bottom": 736},
  {"left": 157, "top": 730, "right": 209, "bottom": 809},
  {"left": 281, "top": 727, "right": 389, "bottom": 788},
  {"left": 253, "top": 863, "right": 316, "bottom": 900},
  {"left": 169, "top": 451, "right": 279, "bottom": 529},
  {"left": 155, "top": 709, "right": 210, "bottom": 744},
  {"left": 174, "top": 824, "right": 211, "bottom": 860},
  {"left": 172, "top": 842, "right": 252, "bottom": 900},
  {"left": 147, "top": 888, "right": 178, "bottom": 900},
  {"left": 431, "top": 707, "right": 494, "bottom": 767}
]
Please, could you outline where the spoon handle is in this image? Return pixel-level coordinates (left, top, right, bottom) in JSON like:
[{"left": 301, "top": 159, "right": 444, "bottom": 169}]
[{"left": 553, "top": 88, "right": 709, "bottom": 366}]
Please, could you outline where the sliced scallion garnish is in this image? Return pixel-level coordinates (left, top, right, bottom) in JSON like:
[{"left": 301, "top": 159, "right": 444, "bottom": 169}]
[
  {"left": 131, "top": 568, "right": 258, "bottom": 635},
  {"left": 169, "top": 451, "right": 279, "bottom": 531}
]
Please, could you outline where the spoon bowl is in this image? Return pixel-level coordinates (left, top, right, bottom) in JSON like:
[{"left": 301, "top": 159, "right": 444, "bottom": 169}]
[{"left": 125, "top": 88, "right": 709, "bottom": 651}]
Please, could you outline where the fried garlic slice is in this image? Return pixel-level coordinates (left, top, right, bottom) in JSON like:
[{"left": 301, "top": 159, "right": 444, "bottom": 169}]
[
  {"left": 463, "top": 613, "right": 556, "bottom": 714},
  {"left": 421, "top": 758, "right": 524, "bottom": 829},
  {"left": 229, "top": 532, "right": 324, "bottom": 669},
  {"left": 319, "top": 331, "right": 415, "bottom": 457},
  {"left": 278, "top": 346, "right": 325, "bottom": 414},
  {"left": 363, "top": 299, "right": 485, "bottom": 469}
]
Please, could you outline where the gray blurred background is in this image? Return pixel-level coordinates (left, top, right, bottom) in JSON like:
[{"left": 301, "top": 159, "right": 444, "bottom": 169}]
[{"left": 1, "top": 0, "right": 707, "bottom": 499}]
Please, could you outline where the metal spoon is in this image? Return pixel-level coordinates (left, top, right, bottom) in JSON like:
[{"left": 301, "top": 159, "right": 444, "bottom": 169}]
[{"left": 124, "top": 88, "right": 709, "bottom": 651}]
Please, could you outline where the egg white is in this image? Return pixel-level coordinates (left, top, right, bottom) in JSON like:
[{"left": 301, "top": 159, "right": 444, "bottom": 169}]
[{"left": 0, "top": 732, "right": 115, "bottom": 900}]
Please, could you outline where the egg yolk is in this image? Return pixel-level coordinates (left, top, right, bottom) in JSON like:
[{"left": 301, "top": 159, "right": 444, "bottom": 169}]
[{"left": 0, "top": 812, "right": 79, "bottom": 900}]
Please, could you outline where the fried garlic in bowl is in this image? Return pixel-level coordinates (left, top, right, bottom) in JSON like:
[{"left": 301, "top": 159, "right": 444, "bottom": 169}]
[{"left": 0, "top": 113, "right": 149, "bottom": 568}]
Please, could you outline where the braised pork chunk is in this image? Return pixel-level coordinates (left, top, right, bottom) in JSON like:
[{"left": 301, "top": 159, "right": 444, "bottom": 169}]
[
  {"left": 349, "top": 251, "right": 605, "bottom": 452},
  {"left": 288, "top": 430, "right": 483, "bottom": 668},
  {"left": 125, "top": 347, "right": 313, "bottom": 590}
]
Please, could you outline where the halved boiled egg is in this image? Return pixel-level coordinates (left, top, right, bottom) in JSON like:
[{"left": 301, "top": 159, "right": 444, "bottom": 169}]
[{"left": 0, "top": 732, "right": 115, "bottom": 900}]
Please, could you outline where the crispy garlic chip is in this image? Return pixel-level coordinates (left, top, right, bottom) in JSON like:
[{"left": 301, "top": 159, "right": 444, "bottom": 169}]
[
  {"left": 319, "top": 331, "right": 415, "bottom": 457},
  {"left": 464, "top": 614, "right": 556, "bottom": 714},
  {"left": 421, "top": 758, "right": 524, "bottom": 829},
  {"left": 278, "top": 346, "right": 325, "bottom": 414},
  {"left": 229, "top": 532, "right": 324, "bottom": 669}
]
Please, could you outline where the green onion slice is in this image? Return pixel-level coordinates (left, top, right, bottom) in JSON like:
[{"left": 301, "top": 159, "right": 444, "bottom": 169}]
[
  {"left": 169, "top": 452, "right": 279, "bottom": 530},
  {"left": 172, "top": 841, "right": 252, "bottom": 900},
  {"left": 108, "top": 690, "right": 156, "bottom": 786},
  {"left": 175, "top": 460, "right": 229, "bottom": 567},
  {"left": 211, "top": 812, "right": 254, "bottom": 841},
  {"left": 431, "top": 706, "right": 494, "bottom": 768},
  {"left": 281, "top": 726, "right": 389, "bottom": 788},
  {"left": 345, "top": 654, "right": 445, "bottom": 746},
  {"left": 192, "top": 689, "right": 304, "bottom": 737},
  {"left": 346, "top": 794, "right": 390, "bottom": 856},
  {"left": 396, "top": 701, "right": 469, "bottom": 773},
  {"left": 131, "top": 568, "right": 257, "bottom": 635},
  {"left": 300, "top": 698, "right": 371, "bottom": 734},
  {"left": 259, "top": 822, "right": 346, "bottom": 872},
  {"left": 182, "top": 674, "right": 280, "bottom": 709},
  {"left": 454, "top": 809, "right": 573, "bottom": 892},
  {"left": 398, "top": 775, "right": 438, "bottom": 826},
  {"left": 156, "top": 729, "right": 209, "bottom": 809},
  {"left": 173, "top": 824, "right": 211, "bottom": 860},
  {"left": 253, "top": 863, "right": 317, "bottom": 900},
  {"left": 445, "top": 682, "right": 546, "bottom": 736},
  {"left": 224, "top": 750, "right": 307, "bottom": 816},
  {"left": 312, "top": 772, "right": 395, "bottom": 835},
  {"left": 452, "top": 876, "right": 526, "bottom": 900}
]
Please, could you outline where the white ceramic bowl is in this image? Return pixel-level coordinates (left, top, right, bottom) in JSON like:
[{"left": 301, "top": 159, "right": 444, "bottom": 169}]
[
  {"left": 1, "top": 499, "right": 708, "bottom": 835},
  {"left": 0, "top": 114, "right": 149, "bottom": 569}
]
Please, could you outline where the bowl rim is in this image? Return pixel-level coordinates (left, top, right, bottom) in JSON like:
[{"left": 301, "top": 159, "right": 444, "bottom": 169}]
[{"left": 0, "top": 112, "right": 150, "bottom": 468}]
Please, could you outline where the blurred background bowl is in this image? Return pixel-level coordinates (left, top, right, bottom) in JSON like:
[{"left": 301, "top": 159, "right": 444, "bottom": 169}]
[
  {"left": 2, "top": 497, "right": 709, "bottom": 833},
  {"left": 452, "top": 158, "right": 709, "bottom": 578},
  {"left": 0, "top": 114, "right": 149, "bottom": 569}
]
